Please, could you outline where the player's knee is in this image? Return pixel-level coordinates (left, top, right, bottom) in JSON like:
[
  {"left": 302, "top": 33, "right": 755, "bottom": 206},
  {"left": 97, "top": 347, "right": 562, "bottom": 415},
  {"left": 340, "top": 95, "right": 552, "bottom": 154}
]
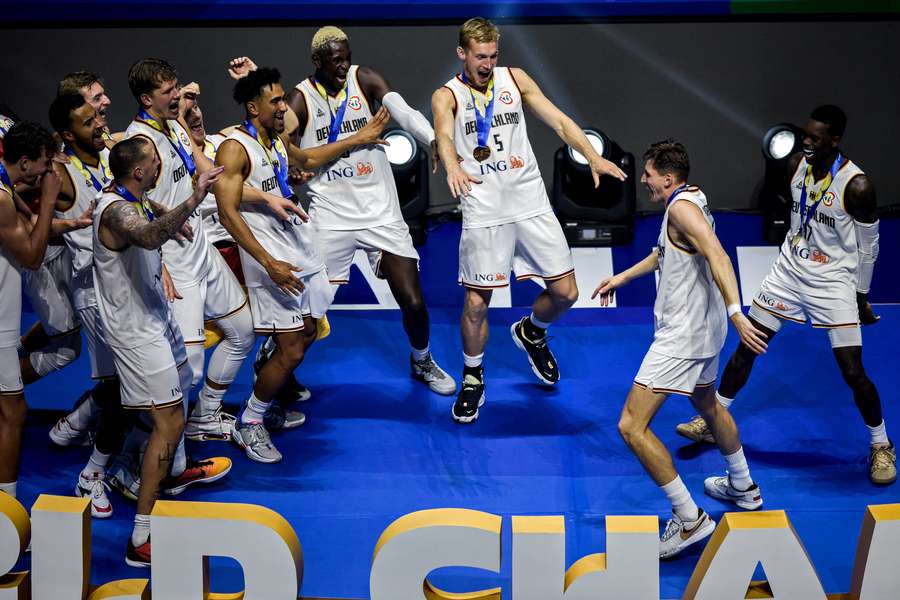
[
  {"left": 277, "top": 338, "right": 305, "bottom": 366},
  {"left": 0, "top": 395, "right": 27, "bottom": 429},
  {"left": 399, "top": 291, "right": 426, "bottom": 314},
  {"left": 839, "top": 361, "right": 869, "bottom": 389},
  {"left": 617, "top": 413, "right": 639, "bottom": 446},
  {"left": 554, "top": 280, "right": 579, "bottom": 307},
  {"left": 153, "top": 406, "right": 184, "bottom": 441},
  {"left": 463, "top": 295, "right": 489, "bottom": 321}
]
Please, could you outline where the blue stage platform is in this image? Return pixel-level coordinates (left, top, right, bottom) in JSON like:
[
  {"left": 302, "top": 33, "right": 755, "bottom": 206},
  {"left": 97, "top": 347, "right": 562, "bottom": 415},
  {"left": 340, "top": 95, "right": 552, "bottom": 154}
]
[{"left": 13, "top": 300, "right": 900, "bottom": 598}]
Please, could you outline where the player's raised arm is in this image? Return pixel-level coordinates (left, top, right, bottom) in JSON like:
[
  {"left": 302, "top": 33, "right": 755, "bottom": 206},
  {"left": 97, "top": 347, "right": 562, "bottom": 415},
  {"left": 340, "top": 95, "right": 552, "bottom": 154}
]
[{"left": 511, "top": 67, "right": 625, "bottom": 187}]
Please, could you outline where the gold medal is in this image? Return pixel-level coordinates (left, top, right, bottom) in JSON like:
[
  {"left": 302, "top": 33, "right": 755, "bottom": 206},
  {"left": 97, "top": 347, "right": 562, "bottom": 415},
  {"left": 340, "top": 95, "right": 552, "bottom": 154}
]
[
  {"left": 791, "top": 233, "right": 802, "bottom": 247},
  {"left": 473, "top": 146, "right": 491, "bottom": 162}
]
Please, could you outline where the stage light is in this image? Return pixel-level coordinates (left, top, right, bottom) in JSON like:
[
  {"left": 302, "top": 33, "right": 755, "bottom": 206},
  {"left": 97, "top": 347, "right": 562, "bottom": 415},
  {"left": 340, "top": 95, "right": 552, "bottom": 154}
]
[
  {"left": 552, "top": 127, "right": 636, "bottom": 246},
  {"left": 383, "top": 128, "right": 429, "bottom": 245},
  {"left": 758, "top": 123, "right": 803, "bottom": 243}
]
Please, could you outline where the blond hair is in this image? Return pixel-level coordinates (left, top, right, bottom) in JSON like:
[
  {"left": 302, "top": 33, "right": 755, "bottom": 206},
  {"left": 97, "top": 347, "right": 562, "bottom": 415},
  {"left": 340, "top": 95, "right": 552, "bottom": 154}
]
[
  {"left": 458, "top": 17, "right": 499, "bottom": 49},
  {"left": 311, "top": 26, "right": 349, "bottom": 56}
]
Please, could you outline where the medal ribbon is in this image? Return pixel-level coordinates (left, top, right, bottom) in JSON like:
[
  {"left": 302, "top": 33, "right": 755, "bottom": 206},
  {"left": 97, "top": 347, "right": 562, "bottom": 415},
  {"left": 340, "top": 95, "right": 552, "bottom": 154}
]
[
  {"left": 0, "top": 115, "right": 12, "bottom": 138},
  {"left": 460, "top": 72, "right": 496, "bottom": 150},
  {"left": 114, "top": 183, "right": 155, "bottom": 222},
  {"left": 65, "top": 146, "right": 111, "bottom": 192},
  {"left": 665, "top": 184, "right": 689, "bottom": 208},
  {"left": 243, "top": 120, "right": 293, "bottom": 199},
  {"left": 312, "top": 78, "right": 350, "bottom": 144},
  {"left": 0, "top": 161, "right": 13, "bottom": 197},
  {"left": 797, "top": 152, "right": 842, "bottom": 237},
  {"left": 137, "top": 110, "right": 196, "bottom": 177}
]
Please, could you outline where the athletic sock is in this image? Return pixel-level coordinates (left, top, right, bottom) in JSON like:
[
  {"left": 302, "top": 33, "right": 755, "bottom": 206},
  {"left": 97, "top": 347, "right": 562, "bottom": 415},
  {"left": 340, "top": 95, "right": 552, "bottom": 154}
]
[
  {"left": 82, "top": 448, "right": 111, "bottom": 478},
  {"left": 0, "top": 481, "right": 17, "bottom": 498},
  {"left": 868, "top": 420, "right": 889, "bottom": 446},
  {"left": 198, "top": 385, "right": 226, "bottom": 414},
  {"left": 412, "top": 345, "right": 430, "bottom": 362},
  {"left": 171, "top": 439, "right": 186, "bottom": 478},
  {"left": 524, "top": 313, "right": 549, "bottom": 340},
  {"left": 715, "top": 391, "right": 734, "bottom": 410},
  {"left": 241, "top": 393, "right": 271, "bottom": 424},
  {"left": 723, "top": 447, "right": 754, "bottom": 490},
  {"left": 132, "top": 514, "right": 151, "bottom": 546},
  {"left": 463, "top": 352, "right": 483, "bottom": 369},
  {"left": 661, "top": 475, "right": 699, "bottom": 522}
]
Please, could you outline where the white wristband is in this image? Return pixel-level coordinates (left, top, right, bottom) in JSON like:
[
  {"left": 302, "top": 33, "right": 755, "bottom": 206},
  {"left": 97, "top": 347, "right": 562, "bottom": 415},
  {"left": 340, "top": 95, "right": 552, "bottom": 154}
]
[{"left": 726, "top": 303, "right": 742, "bottom": 317}]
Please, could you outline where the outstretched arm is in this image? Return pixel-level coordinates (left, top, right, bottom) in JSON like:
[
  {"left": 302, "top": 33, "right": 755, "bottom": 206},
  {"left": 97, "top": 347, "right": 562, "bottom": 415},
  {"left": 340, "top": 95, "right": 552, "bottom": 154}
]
[
  {"left": 511, "top": 67, "right": 626, "bottom": 187},
  {"left": 358, "top": 66, "right": 435, "bottom": 147},
  {"left": 668, "top": 200, "right": 768, "bottom": 354}
]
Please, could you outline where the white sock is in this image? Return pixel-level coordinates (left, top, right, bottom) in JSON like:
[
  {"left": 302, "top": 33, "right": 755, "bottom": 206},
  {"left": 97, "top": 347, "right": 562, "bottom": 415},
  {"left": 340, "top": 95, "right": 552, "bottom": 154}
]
[
  {"left": 132, "top": 514, "right": 151, "bottom": 546},
  {"left": 411, "top": 345, "right": 430, "bottom": 362},
  {"left": 868, "top": 421, "right": 889, "bottom": 446},
  {"left": 198, "top": 385, "right": 225, "bottom": 414},
  {"left": 69, "top": 393, "right": 100, "bottom": 430},
  {"left": 0, "top": 481, "right": 17, "bottom": 498},
  {"left": 529, "top": 312, "right": 551, "bottom": 330},
  {"left": 242, "top": 393, "right": 271, "bottom": 424},
  {"left": 661, "top": 475, "right": 699, "bottom": 522},
  {"left": 715, "top": 391, "right": 734, "bottom": 410},
  {"left": 463, "top": 352, "right": 483, "bottom": 369},
  {"left": 82, "top": 448, "right": 111, "bottom": 477},
  {"left": 723, "top": 447, "right": 753, "bottom": 490}
]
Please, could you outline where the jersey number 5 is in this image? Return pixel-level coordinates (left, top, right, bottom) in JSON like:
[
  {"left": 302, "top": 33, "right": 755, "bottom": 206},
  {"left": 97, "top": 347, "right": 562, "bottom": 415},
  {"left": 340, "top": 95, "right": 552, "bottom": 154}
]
[{"left": 493, "top": 133, "right": 504, "bottom": 153}]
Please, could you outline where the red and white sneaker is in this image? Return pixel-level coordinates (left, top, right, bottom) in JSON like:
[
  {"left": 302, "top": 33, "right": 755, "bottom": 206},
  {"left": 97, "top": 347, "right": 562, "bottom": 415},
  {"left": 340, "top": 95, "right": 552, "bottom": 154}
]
[
  {"left": 162, "top": 456, "right": 232, "bottom": 496},
  {"left": 49, "top": 416, "right": 94, "bottom": 447},
  {"left": 75, "top": 472, "right": 113, "bottom": 518},
  {"left": 126, "top": 537, "right": 151, "bottom": 568}
]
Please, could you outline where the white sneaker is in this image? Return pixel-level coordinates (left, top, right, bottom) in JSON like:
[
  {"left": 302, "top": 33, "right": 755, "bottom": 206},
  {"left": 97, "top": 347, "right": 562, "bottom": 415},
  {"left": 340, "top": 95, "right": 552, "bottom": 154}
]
[
  {"left": 48, "top": 416, "right": 94, "bottom": 447},
  {"left": 411, "top": 353, "right": 458, "bottom": 395},
  {"left": 75, "top": 472, "right": 113, "bottom": 519},
  {"left": 704, "top": 474, "right": 763, "bottom": 510},
  {"left": 233, "top": 422, "right": 283, "bottom": 464},
  {"left": 659, "top": 509, "right": 716, "bottom": 559},
  {"left": 107, "top": 456, "right": 141, "bottom": 502},
  {"left": 185, "top": 407, "right": 236, "bottom": 441}
]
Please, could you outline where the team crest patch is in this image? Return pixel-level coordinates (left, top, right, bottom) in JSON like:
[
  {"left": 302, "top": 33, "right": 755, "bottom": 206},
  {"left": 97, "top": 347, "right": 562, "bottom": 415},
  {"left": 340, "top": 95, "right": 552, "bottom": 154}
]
[
  {"left": 349, "top": 96, "right": 362, "bottom": 111},
  {"left": 498, "top": 90, "right": 513, "bottom": 105},
  {"left": 823, "top": 191, "right": 835, "bottom": 207}
]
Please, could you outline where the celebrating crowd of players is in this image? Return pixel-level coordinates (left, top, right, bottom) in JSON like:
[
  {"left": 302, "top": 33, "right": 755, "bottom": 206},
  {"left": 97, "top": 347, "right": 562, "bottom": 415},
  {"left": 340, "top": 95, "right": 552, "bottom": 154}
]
[{"left": 0, "top": 18, "right": 891, "bottom": 566}]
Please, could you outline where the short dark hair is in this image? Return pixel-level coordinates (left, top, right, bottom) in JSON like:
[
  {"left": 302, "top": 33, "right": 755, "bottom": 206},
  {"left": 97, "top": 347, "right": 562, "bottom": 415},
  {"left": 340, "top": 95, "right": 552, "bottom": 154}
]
[
  {"left": 233, "top": 67, "right": 282, "bottom": 105},
  {"left": 2, "top": 121, "right": 56, "bottom": 163},
  {"left": 49, "top": 93, "right": 88, "bottom": 135},
  {"left": 128, "top": 58, "right": 178, "bottom": 103},
  {"left": 810, "top": 104, "right": 846, "bottom": 138},
  {"left": 109, "top": 136, "right": 151, "bottom": 180},
  {"left": 643, "top": 139, "right": 690, "bottom": 182},
  {"left": 57, "top": 71, "right": 104, "bottom": 97}
]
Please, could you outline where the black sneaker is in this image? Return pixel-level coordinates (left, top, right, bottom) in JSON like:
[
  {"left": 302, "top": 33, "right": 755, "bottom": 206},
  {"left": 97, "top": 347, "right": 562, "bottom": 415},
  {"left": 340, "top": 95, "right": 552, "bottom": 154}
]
[
  {"left": 510, "top": 317, "right": 559, "bottom": 385},
  {"left": 276, "top": 373, "right": 312, "bottom": 403},
  {"left": 126, "top": 537, "right": 151, "bottom": 568},
  {"left": 452, "top": 369, "right": 485, "bottom": 424}
]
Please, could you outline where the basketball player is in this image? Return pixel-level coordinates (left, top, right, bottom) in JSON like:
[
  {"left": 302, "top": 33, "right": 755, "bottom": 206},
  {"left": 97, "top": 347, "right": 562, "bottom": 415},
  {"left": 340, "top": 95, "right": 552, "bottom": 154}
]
[
  {"left": 94, "top": 137, "right": 230, "bottom": 566},
  {"left": 125, "top": 58, "right": 256, "bottom": 443},
  {"left": 432, "top": 17, "right": 626, "bottom": 422},
  {"left": 0, "top": 121, "right": 59, "bottom": 503},
  {"left": 284, "top": 26, "right": 456, "bottom": 395},
  {"left": 594, "top": 140, "right": 767, "bottom": 558},
  {"left": 215, "top": 67, "right": 389, "bottom": 463},
  {"left": 674, "top": 105, "right": 895, "bottom": 484},
  {"left": 57, "top": 71, "right": 114, "bottom": 142}
]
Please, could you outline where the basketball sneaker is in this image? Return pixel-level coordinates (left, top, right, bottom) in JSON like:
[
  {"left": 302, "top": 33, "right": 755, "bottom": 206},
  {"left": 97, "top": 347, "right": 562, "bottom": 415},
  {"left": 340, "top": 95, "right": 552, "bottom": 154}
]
[
  {"left": 162, "top": 457, "right": 232, "bottom": 496},
  {"left": 107, "top": 455, "right": 141, "bottom": 502},
  {"left": 411, "top": 353, "right": 457, "bottom": 395},
  {"left": 48, "top": 390, "right": 98, "bottom": 447},
  {"left": 510, "top": 317, "right": 559, "bottom": 385},
  {"left": 870, "top": 442, "right": 897, "bottom": 485},
  {"left": 126, "top": 537, "right": 151, "bottom": 568},
  {"left": 75, "top": 472, "right": 113, "bottom": 518},
  {"left": 452, "top": 368, "right": 485, "bottom": 424},
  {"left": 232, "top": 421, "right": 282, "bottom": 463},
  {"left": 675, "top": 415, "right": 716, "bottom": 444},
  {"left": 185, "top": 406, "right": 237, "bottom": 441},
  {"left": 704, "top": 474, "right": 763, "bottom": 510},
  {"left": 264, "top": 405, "right": 305, "bottom": 430},
  {"left": 659, "top": 509, "right": 716, "bottom": 559}
]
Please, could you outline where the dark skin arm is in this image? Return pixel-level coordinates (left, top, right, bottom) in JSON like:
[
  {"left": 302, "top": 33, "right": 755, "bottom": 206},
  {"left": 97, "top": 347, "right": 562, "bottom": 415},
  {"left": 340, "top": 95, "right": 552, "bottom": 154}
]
[
  {"left": 844, "top": 174, "right": 880, "bottom": 324},
  {"left": 282, "top": 106, "right": 390, "bottom": 170}
]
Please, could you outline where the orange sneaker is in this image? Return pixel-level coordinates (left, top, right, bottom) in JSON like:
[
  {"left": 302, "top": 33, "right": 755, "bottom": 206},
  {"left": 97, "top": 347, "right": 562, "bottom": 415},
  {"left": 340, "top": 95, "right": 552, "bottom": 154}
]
[{"left": 163, "top": 456, "right": 232, "bottom": 496}]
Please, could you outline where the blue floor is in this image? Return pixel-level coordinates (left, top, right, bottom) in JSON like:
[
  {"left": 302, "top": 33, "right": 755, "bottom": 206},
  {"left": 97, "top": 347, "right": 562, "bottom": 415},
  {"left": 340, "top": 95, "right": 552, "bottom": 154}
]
[{"left": 13, "top": 305, "right": 900, "bottom": 598}]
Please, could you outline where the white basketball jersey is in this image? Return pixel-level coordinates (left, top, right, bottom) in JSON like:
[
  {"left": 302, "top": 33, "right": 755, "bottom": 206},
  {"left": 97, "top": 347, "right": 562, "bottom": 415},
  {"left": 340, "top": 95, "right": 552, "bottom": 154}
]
[
  {"left": 773, "top": 157, "right": 863, "bottom": 289},
  {"left": 443, "top": 67, "right": 551, "bottom": 229},
  {"left": 92, "top": 191, "right": 170, "bottom": 349},
  {"left": 296, "top": 66, "right": 403, "bottom": 230},
  {"left": 125, "top": 117, "right": 210, "bottom": 287},
  {"left": 0, "top": 192, "right": 21, "bottom": 347},
  {"left": 58, "top": 148, "right": 112, "bottom": 275},
  {"left": 653, "top": 187, "right": 727, "bottom": 359},
  {"left": 198, "top": 133, "right": 232, "bottom": 245},
  {"left": 225, "top": 128, "right": 324, "bottom": 287}
]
